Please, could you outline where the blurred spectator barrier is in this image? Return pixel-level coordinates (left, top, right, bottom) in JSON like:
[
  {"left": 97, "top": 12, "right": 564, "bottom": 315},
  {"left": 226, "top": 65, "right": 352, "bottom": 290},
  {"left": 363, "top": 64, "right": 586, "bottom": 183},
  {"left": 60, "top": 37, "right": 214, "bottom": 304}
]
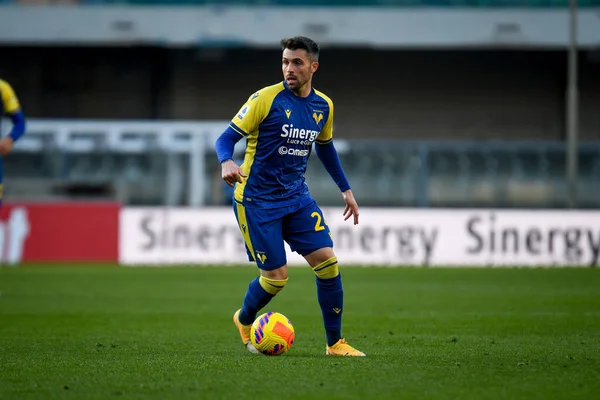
[{"left": 3, "top": 119, "right": 598, "bottom": 209}]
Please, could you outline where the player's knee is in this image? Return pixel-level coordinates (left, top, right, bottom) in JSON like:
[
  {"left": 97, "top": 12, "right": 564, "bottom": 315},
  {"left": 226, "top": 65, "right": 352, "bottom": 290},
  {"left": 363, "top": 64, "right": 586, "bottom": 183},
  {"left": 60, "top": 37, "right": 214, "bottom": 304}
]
[
  {"left": 258, "top": 275, "right": 288, "bottom": 296},
  {"left": 304, "top": 247, "right": 335, "bottom": 267},
  {"left": 312, "top": 256, "right": 339, "bottom": 279}
]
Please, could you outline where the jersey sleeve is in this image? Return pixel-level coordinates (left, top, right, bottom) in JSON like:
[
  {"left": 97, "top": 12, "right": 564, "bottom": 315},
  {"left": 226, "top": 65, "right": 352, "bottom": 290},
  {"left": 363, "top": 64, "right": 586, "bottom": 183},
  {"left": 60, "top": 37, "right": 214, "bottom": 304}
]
[
  {"left": 229, "top": 90, "right": 269, "bottom": 137},
  {"left": 0, "top": 79, "right": 21, "bottom": 114},
  {"left": 316, "top": 98, "right": 334, "bottom": 145}
]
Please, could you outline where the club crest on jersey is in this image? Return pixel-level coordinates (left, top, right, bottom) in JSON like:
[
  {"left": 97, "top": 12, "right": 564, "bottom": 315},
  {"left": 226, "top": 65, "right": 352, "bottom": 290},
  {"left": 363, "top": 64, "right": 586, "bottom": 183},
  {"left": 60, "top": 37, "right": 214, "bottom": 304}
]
[{"left": 312, "top": 111, "right": 324, "bottom": 125}]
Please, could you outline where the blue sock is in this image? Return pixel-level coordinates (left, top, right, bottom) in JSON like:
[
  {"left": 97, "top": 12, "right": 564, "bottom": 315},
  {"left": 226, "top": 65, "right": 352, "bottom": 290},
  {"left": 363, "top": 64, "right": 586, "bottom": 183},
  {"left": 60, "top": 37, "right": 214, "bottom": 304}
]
[
  {"left": 238, "top": 277, "right": 275, "bottom": 326},
  {"left": 316, "top": 274, "right": 343, "bottom": 346}
]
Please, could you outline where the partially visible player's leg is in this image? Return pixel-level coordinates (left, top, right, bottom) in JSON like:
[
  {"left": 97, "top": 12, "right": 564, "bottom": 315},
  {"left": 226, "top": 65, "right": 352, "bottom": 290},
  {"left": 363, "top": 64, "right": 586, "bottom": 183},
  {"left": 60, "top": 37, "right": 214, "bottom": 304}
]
[
  {"left": 284, "top": 201, "right": 365, "bottom": 356},
  {"left": 238, "top": 266, "right": 288, "bottom": 326},
  {"left": 305, "top": 248, "right": 364, "bottom": 356},
  {"left": 303, "top": 247, "right": 342, "bottom": 346},
  {"left": 232, "top": 201, "right": 288, "bottom": 353}
]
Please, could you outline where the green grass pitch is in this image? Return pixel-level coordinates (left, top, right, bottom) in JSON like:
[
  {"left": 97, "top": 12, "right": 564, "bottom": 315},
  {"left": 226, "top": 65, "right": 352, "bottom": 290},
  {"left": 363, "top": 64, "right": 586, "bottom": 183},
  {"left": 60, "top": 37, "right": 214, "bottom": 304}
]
[{"left": 1, "top": 265, "right": 599, "bottom": 400}]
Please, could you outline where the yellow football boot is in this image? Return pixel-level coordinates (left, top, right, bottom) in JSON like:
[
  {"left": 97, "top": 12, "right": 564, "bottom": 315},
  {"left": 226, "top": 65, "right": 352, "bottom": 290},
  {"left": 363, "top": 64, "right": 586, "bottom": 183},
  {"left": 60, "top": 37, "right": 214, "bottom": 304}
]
[
  {"left": 233, "top": 309, "right": 259, "bottom": 354},
  {"left": 326, "top": 339, "right": 366, "bottom": 356}
]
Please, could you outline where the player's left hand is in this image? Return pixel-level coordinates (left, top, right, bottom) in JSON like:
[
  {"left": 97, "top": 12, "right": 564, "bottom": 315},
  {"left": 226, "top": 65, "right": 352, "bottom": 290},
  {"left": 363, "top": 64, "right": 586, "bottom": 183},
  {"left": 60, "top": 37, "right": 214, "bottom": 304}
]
[
  {"left": 342, "top": 189, "right": 359, "bottom": 225},
  {"left": 0, "top": 137, "right": 14, "bottom": 157}
]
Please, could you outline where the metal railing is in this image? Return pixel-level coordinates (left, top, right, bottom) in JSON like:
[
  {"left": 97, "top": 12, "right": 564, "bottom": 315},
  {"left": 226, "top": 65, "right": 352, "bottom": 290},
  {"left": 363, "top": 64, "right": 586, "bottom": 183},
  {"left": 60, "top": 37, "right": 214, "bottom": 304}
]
[{"left": 4, "top": 119, "right": 599, "bottom": 209}]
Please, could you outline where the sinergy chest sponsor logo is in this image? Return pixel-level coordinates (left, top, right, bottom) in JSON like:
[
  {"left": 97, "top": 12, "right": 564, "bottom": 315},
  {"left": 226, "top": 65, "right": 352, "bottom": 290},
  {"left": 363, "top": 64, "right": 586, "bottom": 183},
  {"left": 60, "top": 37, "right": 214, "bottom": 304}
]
[
  {"left": 280, "top": 124, "right": 319, "bottom": 141},
  {"left": 281, "top": 124, "right": 320, "bottom": 146}
]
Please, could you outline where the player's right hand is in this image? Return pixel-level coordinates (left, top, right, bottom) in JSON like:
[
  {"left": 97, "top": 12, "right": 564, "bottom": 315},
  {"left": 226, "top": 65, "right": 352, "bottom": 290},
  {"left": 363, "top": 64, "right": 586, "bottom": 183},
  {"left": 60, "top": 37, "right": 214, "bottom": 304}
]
[
  {"left": 0, "top": 137, "right": 14, "bottom": 157},
  {"left": 221, "top": 159, "right": 247, "bottom": 187}
]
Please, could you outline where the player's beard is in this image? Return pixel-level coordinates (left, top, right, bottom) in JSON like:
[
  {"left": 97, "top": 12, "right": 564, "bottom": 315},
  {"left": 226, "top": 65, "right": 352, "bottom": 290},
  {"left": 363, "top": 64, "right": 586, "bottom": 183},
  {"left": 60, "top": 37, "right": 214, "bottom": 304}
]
[{"left": 289, "top": 74, "right": 310, "bottom": 95}]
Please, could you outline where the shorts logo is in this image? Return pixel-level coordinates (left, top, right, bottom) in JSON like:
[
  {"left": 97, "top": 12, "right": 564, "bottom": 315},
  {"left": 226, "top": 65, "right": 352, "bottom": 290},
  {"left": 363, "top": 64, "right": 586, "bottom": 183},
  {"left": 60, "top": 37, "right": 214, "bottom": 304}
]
[
  {"left": 256, "top": 251, "right": 268, "bottom": 264},
  {"left": 278, "top": 146, "right": 309, "bottom": 157}
]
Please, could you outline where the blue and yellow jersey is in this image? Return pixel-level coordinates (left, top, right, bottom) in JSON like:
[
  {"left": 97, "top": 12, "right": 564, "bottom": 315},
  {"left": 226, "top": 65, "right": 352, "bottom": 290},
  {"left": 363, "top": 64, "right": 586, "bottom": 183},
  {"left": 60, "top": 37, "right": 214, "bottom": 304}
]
[
  {"left": 0, "top": 79, "right": 21, "bottom": 116},
  {"left": 230, "top": 81, "right": 334, "bottom": 209},
  {"left": 0, "top": 78, "right": 22, "bottom": 197}
]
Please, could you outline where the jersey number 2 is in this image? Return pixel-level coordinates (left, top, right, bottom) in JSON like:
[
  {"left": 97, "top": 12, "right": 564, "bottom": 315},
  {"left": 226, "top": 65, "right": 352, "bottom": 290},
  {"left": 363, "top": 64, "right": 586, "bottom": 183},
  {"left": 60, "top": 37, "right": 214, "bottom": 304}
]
[{"left": 311, "top": 212, "right": 326, "bottom": 231}]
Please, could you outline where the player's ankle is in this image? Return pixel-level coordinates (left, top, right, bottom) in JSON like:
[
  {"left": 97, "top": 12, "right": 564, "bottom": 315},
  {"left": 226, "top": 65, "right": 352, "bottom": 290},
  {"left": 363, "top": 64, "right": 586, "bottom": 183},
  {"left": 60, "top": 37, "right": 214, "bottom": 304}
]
[
  {"left": 326, "top": 330, "right": 342, "bottom": 347},
  {"left": 238, "top": 309, "right": 255, "bottom": 326}
]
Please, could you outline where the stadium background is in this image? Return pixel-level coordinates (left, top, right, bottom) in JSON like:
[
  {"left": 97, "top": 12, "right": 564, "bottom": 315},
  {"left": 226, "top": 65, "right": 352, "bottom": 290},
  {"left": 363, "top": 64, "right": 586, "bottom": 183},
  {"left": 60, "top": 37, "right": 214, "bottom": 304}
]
[
  {"left": 1, "top": 0, "right": 599, "bottom": 265},
  {"left": 1, "top": 2, "right": 600, "bottom": 400}
]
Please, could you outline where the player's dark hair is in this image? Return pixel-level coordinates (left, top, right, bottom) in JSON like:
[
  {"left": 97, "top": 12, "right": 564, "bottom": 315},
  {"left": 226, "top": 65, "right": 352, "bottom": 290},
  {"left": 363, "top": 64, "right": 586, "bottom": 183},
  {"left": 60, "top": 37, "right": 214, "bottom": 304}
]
[{"left": 280, "top": 36, "right": 320, "bottom": 62}]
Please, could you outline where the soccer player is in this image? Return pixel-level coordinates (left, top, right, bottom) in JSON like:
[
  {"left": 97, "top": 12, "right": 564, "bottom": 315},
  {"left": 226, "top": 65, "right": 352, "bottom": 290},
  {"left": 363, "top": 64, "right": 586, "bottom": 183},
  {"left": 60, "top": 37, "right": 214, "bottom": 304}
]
[
  {"left": 215, "top": 36, "right": 365, "bottom": 356},
  {"left": 0, "top": 78, "right": 26, "bottom": 207}
]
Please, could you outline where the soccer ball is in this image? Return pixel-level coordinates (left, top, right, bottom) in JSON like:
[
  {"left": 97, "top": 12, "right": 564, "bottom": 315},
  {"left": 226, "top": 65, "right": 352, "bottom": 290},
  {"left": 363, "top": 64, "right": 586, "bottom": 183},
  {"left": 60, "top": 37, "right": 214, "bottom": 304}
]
[{"left": 250, "top": 311, "right": 295, "bottom": 356}]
